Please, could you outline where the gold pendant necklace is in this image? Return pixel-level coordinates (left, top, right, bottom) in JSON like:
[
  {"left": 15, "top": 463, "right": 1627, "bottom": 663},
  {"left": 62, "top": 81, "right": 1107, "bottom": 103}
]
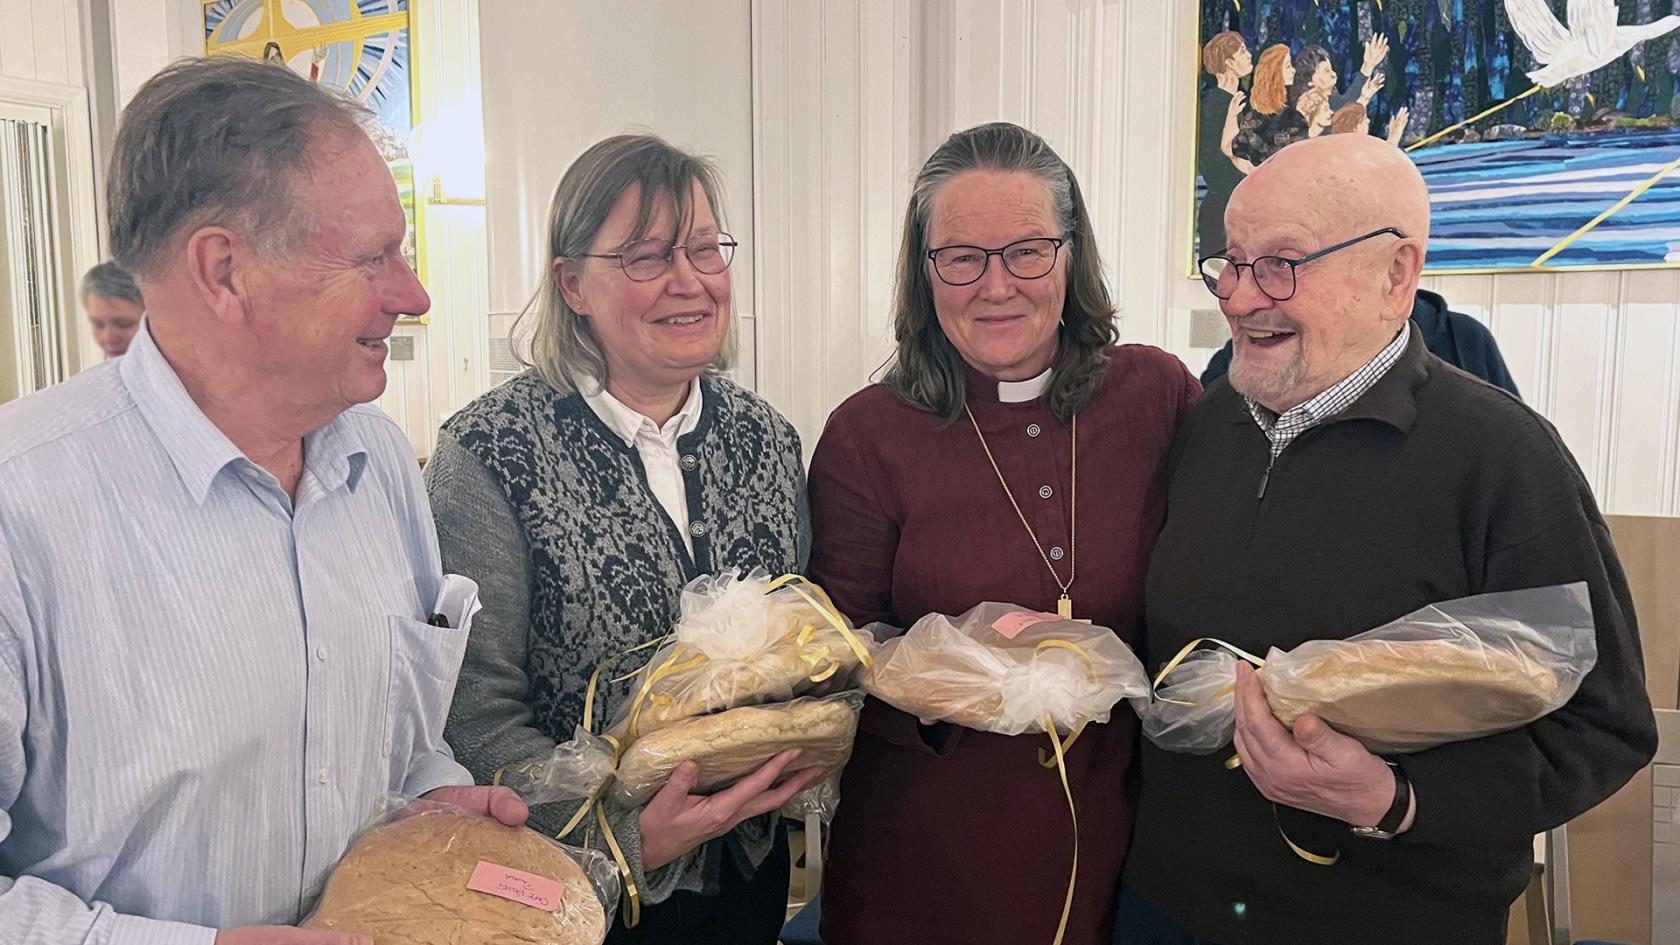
[{"left": 965, "top": 404, "right": 1076, "bottom": 618}]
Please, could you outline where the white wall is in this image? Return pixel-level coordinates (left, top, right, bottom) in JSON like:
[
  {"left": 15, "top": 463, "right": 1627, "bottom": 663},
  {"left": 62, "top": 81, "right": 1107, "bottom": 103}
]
[
  {"left": 378, "top": 0, "right": 493, "bottom": 459},
  {"left": 478, "top": 0, "right": 758, "bottom": 391},
  {"left": 1, "top": 0, "right": 85, "bottom": 87}
]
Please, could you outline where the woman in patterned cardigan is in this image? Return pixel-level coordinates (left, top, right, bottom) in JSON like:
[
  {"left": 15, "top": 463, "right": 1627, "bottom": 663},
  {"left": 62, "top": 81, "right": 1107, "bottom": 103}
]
[{"left": 425, "top": 134, "right": 819, "bottom": 945}]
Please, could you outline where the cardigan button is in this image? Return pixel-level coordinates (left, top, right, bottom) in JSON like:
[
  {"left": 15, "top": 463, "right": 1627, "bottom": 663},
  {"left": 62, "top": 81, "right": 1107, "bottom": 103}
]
[
  {"left": 680, "top": 454, "right": 698, "bottom": 470},
  {"left": 1049, "top": 546, "right": 1065, "bottom": 561},
  {"left": 689, "top": 521, "right": 708, "bottom": 537},
  {"left": 1026, "top": 423, "right": 1042, "bottom": 438},
  {"left": 1039, "top": 485, "right": 1053, "bottom": 499}
]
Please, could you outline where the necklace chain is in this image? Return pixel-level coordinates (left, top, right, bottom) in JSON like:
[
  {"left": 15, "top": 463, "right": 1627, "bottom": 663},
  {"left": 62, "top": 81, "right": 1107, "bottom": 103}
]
[{"left": 964, "top": 405, "right": 1076, "bottom": 605}]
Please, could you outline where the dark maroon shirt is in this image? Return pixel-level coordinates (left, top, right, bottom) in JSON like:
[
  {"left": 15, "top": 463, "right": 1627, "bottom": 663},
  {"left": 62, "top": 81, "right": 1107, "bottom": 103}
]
[{"left": 808, "top": 345, "right": 1200, "bottom": 945}]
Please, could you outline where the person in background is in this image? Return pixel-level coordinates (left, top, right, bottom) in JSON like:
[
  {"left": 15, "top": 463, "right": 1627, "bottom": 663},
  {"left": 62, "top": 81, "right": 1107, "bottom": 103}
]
[
  {"left": 808, "top": 121, "right": 1200, "bottom": 945},
  {"left": 1231, "top": 44, "right": 1308, "bottom": 168},
  {"left": 0, "top": 57, "right": 523, "bottom": 945},
  {"left": 1297, "top": 89, "right": 1335, "bottom": 138},
  {"left": 1330, "top": 101, "right": 1411, "bottom": 147},
  {"left": 427, "top": 133, "right": 818, "bottom": 945},
  {"left": 1197, "top": 30, "right": 1254, "bottom": 255},
  {"left": 81, "top": 261, "right": 144, "bottom": 358},
  {"left": 1288, "top": 39, "right": 1388, "bottom": 117},
  {"left": 1200, "top": 287, "right": 1520, "bottom": 397}
]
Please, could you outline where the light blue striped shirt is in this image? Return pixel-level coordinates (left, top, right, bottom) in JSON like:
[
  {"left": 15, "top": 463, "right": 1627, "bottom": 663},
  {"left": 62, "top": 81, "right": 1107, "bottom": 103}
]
[{"left": 0, "top": 323, "right": 473, "bottom": 944}]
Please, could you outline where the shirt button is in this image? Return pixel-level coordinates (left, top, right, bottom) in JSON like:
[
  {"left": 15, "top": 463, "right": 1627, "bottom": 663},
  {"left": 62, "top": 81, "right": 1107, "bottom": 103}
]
[
  {"left": 1027, "top": 424, "right": 1042, "bottom": 438},
  {"left": 315, "top": 646, "right": 327, "bottom": 661},
  {"left": 689, "top": 521, "right": 707, "bottom": 537},
  {"left": 316, "top": 767, "right": 330, "bottom": 784},
  {"left": 1049, "top": 546, "right": 1065, "bottom": 561},
  {"left": 680, "top": 454, "right": 698, "bottom": 471},
  {"left": 1039, "top": 485, "right": 1054, "bottom": 499}
]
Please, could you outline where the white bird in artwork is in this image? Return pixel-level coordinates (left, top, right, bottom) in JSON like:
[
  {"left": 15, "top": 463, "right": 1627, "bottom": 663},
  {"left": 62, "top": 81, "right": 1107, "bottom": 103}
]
[{"left": 1504, "top": 0, "right": 1680, "bottom": 87}]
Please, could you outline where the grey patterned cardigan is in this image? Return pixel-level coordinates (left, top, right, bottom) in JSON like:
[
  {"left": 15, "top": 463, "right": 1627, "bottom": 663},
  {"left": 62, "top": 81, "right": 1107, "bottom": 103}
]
[{"left": 425, "top": 369, "right": 810, "bottom": 903}]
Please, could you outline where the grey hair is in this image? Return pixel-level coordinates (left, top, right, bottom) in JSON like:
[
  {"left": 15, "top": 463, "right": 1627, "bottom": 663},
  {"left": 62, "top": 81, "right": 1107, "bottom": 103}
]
[
  {"left": 80, "top": 261, "right": 143, "bottom": 306},
  {"left": 516, "top": 133, "right": 736, "bottom": 395},
  {"left": 883, "top": 121, "right": 1117, "bottom": 424},
  {"left": 107, "top": 56, "right": 372, "bottom": 279}
]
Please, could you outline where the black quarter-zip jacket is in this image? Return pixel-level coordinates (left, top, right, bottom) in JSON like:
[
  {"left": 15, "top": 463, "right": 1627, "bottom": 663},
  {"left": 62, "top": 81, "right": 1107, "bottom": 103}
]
[{"left": 1126, "top": 325, "right": 1657, "bottom": 945}]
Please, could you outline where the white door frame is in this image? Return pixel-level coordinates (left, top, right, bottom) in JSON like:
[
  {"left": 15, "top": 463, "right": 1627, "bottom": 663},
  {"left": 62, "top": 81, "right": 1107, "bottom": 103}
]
[{"left": 0, "top": 75, "right": 103, "bottom": 377}]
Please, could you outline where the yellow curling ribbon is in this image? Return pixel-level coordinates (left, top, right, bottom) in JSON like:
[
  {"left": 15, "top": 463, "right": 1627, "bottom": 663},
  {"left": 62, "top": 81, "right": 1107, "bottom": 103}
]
[
  {"left": 1043, "top": 712, "right": 1079, "bottom": 945},
  {"left": 766, "top": 573, "right": 875, "bottom": 671},
  {"left": 494, "top": 647, "right": 646, "bottom": 924},
  {"left": 1274, "top": 805, "right": 1340, "bottom": 867},
  {"left": 595, "top": 802, "right": 642, "bottom": 927},
  {"left": 1147, "top": 637, "right": 1341, "bottom": 868},
  {"left": 792, "top": 624, "right": 842, "bottom": 683},
  {"left": 537, "top": 574, "right": 869, "bottom": 929},
  {"left": 615, "top": 574, "right": 870, "bottom": 742},
  {"left": 624, "top": 644, "right": 709, "bottom": 740},
  {"left": 1149, "top": 637, "right": 1266, "bottom": 705},
  {"left": 1031, "top": 640, "right": 1098, "bottom": 768}
]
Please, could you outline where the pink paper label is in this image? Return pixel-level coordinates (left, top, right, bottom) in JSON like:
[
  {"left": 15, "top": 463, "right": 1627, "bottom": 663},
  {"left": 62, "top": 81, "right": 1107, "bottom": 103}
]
[
  {"left": 467, "top": 861, "right": 567, "bottom": 912},
  {"left": 991, "top": 611, "right": 1062, "bottom": 640}
]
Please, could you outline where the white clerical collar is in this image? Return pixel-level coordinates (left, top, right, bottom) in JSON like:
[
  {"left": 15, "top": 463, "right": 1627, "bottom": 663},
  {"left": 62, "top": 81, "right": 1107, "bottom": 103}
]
[{"left": 997, "top": 367, "right": 1053, "bottom": 403}]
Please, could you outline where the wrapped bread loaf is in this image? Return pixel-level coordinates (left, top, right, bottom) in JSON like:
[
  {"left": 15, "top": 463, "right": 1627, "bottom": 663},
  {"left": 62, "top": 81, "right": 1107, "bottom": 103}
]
[
  {"left": 608, "top": 571, "right": 869, "bottom": 741},
  {"left": 304, "top": 809, "right": 610, "bottom": 945},
  {"left": 1141, "top": 583, "right": 1598, "bottom": 756},
  {"left": 1263, "top": 636, "right": 1569, "bottom": 753},
  {"left": 861, "top": 602, "right": 1150, "bottom": 736},
  {"left": 612, "top": 692, "right": 863, "bottom": 805}
]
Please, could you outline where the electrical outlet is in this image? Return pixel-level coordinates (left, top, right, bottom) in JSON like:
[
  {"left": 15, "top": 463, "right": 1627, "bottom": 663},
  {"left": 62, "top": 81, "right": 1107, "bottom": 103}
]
[
  {"left": 1189, "top": 309, "right": 1228, "bottom": 349},
  {"left": 388, "top": 336, "right": 416, "bottom": 361}
]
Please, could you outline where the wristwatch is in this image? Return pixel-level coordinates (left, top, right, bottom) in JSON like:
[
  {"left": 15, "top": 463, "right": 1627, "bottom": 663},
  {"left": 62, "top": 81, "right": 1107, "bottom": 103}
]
[{"left": 1350, "top": 759, "right": 1411, "bottom": 840}]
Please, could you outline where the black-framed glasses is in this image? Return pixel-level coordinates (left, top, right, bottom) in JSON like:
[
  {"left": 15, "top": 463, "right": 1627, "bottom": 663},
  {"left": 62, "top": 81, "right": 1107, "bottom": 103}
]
[
  {"left": 926, "top": 235, "right": 1070, "bottom": 287},
  {"left": 1198, "top": 227, "right": 1406, "bottom": 302},
  {"left": 580, "top": 233, "right": 738, "bottom": 282}
]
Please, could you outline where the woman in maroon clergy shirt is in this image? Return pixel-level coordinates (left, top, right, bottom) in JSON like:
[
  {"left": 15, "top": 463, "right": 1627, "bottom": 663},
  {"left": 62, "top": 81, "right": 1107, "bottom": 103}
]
[{"left": 807, "top": 122, "right": 1202, "bottom": 945}]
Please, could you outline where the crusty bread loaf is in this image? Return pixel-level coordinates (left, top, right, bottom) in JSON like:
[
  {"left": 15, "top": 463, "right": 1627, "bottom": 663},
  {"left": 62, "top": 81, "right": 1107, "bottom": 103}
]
[
  {"left": 611, "top": 622, "right": 866, "bottom": 741},
  {"left": 303, "top": 812, "right": 607, "bottom": 945},
  {"left": 612, "top": 697, "right": 861, "bottom": 805},
  {"left": 864, "top": 659, "right": 1005, "bottom": 730},
  {"left": 1265, "top": 637, "right": 1564, "bottom": 752}
]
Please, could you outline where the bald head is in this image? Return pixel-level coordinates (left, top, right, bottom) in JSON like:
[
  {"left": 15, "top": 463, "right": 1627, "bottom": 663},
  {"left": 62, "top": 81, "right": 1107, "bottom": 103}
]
[
  {"left": 1230, "top": 134, "right": 1430, "bottom": 248},
  {"left": 1216, "top": 134, "right": 1429, "bottom": 414}
]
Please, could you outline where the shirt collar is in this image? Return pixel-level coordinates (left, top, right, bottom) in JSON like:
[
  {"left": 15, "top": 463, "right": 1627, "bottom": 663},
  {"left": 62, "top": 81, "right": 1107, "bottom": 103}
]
[
  {"left": 120, "top": 320, "right": 247, "bottom": 505},
  {"left": 120, "top": 319, "right": 371, "bottom": 503},
  {"left": 304, "top": 410, "right": 373, "bottom": 496},
  {"left": 997, "top": 367, "right": 1053, "bottom": 403},
  {"left": 1244, "top": 323, "right": 1413, "bottom": 435},
  {"left": 582, "top": 377, "right": 704, "bottom": 448}
]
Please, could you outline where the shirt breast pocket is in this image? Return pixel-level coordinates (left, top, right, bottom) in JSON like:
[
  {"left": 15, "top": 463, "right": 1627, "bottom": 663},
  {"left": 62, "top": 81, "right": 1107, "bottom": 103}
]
[{"left": 383, "top": 614, "right": 469, "bottom": 759}]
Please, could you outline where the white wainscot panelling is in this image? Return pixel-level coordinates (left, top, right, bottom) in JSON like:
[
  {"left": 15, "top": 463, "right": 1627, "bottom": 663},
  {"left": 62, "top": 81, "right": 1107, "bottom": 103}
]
[
  {"left": 1423, "top": 268, "right": 1680, "bottom": 517},
  {"left": 751, "top": 0, "right": 916, "bottom": 447},
  {"left": 0, "top": 0, "right": 83, "bottom": 86}
]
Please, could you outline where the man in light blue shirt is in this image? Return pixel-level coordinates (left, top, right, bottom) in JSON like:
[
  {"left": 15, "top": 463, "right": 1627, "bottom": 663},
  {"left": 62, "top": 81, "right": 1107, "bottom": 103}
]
[{"left": 0, "top": 57, "right": 526, "bottom": 945}]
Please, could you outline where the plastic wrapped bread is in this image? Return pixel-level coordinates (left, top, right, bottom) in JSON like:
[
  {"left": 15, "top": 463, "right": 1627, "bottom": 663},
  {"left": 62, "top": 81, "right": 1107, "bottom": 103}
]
[
  {"left": 607, "top": 570, "right": 871, "bottom": 741},
  {"left": 611, "top": 691, "right": 864, "bottom": 805},
  {"left": 303, "top": 798, "right": 619, "bottom": 945},
  {"left": 1142, "top": 583, "right": 1598, "bottom": 755}
]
